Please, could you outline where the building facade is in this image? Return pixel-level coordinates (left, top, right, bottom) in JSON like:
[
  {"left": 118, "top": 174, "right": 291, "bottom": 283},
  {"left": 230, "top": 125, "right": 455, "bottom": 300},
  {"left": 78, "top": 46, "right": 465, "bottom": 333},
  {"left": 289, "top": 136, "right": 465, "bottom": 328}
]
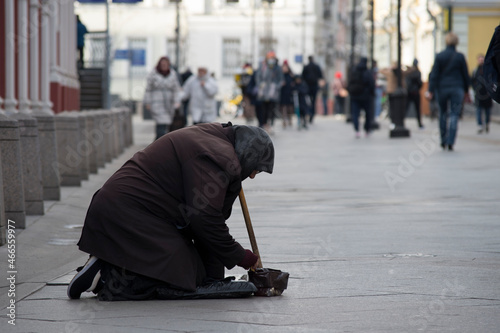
[
  {"left": 436, "top": 0, "right": 500, "bottom": 74},
  {"left": 75, "top": 0, "right": 326, "bottom": 103},
  {"left": 371, "top": 0, "right": 500, "bottom": 80},
  {"left": 0, "top": 0, "right": 79, "bottom": 115}
]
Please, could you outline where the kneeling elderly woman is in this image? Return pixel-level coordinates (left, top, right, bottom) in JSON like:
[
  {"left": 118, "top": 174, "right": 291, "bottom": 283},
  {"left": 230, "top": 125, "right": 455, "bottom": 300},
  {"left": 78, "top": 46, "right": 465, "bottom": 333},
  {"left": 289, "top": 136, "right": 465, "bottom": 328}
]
[{"left": 68, "top": 122, "right": 274, "bottom": 301}]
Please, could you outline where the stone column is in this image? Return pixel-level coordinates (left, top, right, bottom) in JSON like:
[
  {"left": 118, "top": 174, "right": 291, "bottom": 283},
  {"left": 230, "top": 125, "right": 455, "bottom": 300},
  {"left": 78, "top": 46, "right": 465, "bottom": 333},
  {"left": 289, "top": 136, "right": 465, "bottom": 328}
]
[
  {"left": 117, "top": 109, "right": 126, "bottom": 152},
  {"left": 102, "top": 112, "right": 114, "bottom": 163},
  {"left": 125, "top": 107, "right": 134, "bottom": 147},
  {"left": 0, "top": 115, "right": 26, "bottom": 228},
  {"left": 93, "top": 111, "right": 106, "bottom": 169},
  {"left": 55, "top": 113, "right": 81, "bottom": 186},
  {"left": 10, "top": 114, "right": 44, "bottom": 215},
  {"left": 82, "top": 112, "right": 98, "bottom": 174},
  {"left": 0, "top": 153, "right": 6, "bottom": 245},
  {"left": 111, "top": 110, "right": 122, "bottom": 156},
  {"left": 29, "top": 0, "right": 42, "bottom": 112},
  {"left": 4, "top": 0, "right": 18, "bottom": 113},
  {"left": 40, "top": 0, "right": 54, "bottom": 114},
  {"left": 0, "top": 102, "right": 4, "bottom": 243},
  {"left": 32, "top": 0, "right": 60, "bottom": 199},
  {"left": 33, "top": 114, "right": 60, "bottom": 200},
  {"left": 18, "top": 0, "right": 31, "bottom": 113},
  {"left": 77, "top": 114, "right": 90, "bottom": 181}
]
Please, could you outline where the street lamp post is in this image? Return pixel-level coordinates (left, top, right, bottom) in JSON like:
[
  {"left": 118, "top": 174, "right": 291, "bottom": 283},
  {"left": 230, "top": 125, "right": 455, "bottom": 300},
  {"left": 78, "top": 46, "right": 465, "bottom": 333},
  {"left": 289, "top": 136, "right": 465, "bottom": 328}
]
[
  {"left": 389, "top": 0, "right": 410, "bottom": 138},
  {"left": 263, "top": 0, "right": 274, "bottom": 53},
  {"left": 105, "top": 0, "right": 111, "bottom": 109},
  {"left": 346, "top": 0, "right": 357, "bottom": 123},
  {"left": 175, "top": 0, "right": 180, "bottom": 71},
  {"left": 349, "top": 0, "right": 356, "bottom": 69},
  {"left": 369, "top": 0, "right": 374, "bottom": 69}
]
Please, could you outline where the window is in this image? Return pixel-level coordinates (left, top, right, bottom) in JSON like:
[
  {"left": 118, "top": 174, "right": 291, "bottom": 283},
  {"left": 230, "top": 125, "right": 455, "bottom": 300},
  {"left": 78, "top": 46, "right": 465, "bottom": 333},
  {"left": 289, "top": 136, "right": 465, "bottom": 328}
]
[
  {"left": 222, "top": 38, "right": 241, "bottom": 77},
  {"left": 128, "top": 37, "right": 147, "bottom": 77},
  {"left": 258, "top": 37, "right": 277, "bottom": 59}
]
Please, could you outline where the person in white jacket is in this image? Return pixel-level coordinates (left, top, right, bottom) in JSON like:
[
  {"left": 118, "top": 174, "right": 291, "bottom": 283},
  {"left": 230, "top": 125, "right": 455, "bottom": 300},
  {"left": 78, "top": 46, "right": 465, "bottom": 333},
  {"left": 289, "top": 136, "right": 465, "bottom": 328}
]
[
  {"left": 144, "top": 56, "right": 182, "bottom": 140},
  {"left": 182, "top": 67, "right": 219, "bottom": 124}
]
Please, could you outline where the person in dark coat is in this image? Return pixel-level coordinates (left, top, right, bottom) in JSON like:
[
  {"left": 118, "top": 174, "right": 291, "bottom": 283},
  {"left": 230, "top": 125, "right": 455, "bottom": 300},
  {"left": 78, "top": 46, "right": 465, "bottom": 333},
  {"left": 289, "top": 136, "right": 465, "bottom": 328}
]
[
  {"left": 347, "top": 57, "right": 375, "bottom": 138},
  {"left": 405, "top": 59, "right": 424, "bottom": 129},
  {"left": 76, "top": 15, "right": 88, "bottom": 69},
  {"left": 239, "top": 63, "right": 256, "bottom": 123},
  {"left": 292, "top": 75, "right": 310, "bottom": 129},
  {"left": 427, "top": 32, "right": 470, "bottom": 151},
  {"left": 280, "top": 61, "right": 294, "bottom": 128},
  {"left": 471, "top": 54, "right": 493, "bottom": 134},
  {"left": 255, "top": 51, "right": 283, "bottom": 133},
  {"left": 246, "top": 69, "right": 262, "bottom": 125},
  {"left": 68, "top": 122, "right": 274, "bottom": 301},
  {"left": 301, "top": 55, "right": 324, "bottom": 124}
]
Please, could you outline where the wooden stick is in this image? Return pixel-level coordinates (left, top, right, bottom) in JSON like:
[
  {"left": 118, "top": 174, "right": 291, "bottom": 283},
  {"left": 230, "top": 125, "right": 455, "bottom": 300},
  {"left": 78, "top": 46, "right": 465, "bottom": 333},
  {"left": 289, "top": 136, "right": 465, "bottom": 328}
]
[{"left": 238, "top": 188, "right": 263, "bottom": 269}]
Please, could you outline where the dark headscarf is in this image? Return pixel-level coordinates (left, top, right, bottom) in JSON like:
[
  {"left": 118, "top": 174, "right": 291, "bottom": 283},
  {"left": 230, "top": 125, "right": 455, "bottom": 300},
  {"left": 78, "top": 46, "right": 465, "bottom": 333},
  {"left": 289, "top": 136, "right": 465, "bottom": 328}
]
[
  {"left": 156, "top": 56, "right": 171, "bottom": 77},
  {"left": 233, "top": 125, "right": 275, "bottom": 180}
]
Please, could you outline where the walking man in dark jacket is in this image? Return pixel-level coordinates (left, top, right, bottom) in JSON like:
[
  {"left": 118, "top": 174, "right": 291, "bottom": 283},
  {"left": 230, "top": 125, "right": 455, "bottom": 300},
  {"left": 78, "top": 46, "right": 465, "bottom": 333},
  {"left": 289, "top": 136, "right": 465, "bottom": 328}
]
[
  {"left": 301, "top": 55, "right": 324, "bottom": 124},
  {"left": 68, "top": 123, "right": 274, "bottom": 301},
  {"left": 348, "top": 57, "right": 375, "bottom": 138},
  {"left": 427, "top": 32, "right": 470, "bottom": 151},
  {"left": 471, "top": 54, "right": 493, "bottom": 134}
]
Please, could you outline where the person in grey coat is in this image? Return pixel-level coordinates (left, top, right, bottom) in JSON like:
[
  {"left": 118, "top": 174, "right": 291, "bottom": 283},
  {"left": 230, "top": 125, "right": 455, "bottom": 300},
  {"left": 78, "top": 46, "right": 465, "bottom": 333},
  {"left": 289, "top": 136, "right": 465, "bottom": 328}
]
[
  {"left": 427, "top": 32, "right": 470, "bottom": 151},
  {"left": 256, "top": 51, "right": 283, "bottom": 132},
  {"left": 144, "top": 56, "right": 182, "bottom": 140},
  {"left": 182, "top": 67, "right": 219, "bottom": 124}
]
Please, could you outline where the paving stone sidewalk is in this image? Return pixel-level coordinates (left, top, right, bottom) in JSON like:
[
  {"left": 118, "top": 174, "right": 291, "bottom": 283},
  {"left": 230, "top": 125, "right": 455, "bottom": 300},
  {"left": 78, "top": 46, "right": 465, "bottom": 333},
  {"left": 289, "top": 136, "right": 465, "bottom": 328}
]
[{"left": 1, "top": 114, "right": 499, "bottom": 333}]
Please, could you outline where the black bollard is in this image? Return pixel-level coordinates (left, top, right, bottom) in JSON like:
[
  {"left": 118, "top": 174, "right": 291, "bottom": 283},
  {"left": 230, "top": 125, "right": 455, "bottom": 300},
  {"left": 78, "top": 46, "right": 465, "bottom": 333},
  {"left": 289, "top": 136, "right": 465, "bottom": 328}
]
[{"left": 389, "top": 87, "right": 410, "bottom": 138}]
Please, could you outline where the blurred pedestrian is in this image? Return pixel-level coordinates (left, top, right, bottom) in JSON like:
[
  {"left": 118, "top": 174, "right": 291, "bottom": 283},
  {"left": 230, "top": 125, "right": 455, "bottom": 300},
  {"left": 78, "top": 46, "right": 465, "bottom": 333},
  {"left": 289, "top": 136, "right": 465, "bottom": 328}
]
[
  {"left": 332, "top": 71, "right": 347, "bottom": 115},
  {"left": 471, "top": 54, "right": 493, "bottom": 134},
  {"left": 245, "top": 67, "right": 262, "bottom": 126},
  {"left": 481, "top": 24, "right": 500, "bottom": 103},
  {"left": 347, "top": 57, "right": 375, "bottom": 138},
  {"left": 182, "top": 66, "right": 219, "bottom": 124},
  {"left": 427, "top": 32, "right": 470, "bottom": 151},
  {"left": 280, "top": 60, "right": 294, "bottom": 128},
  {"left": 372, "top": 61, "right": 384, "bottom": 120},
  {"left": 68, "top": 123, "right": 274, "bottom": 301},
  {"left": 256, "top": 51, "right": 283, "bottom": 133},
  {"left": 301, "top": 55, "right": 324, "bottom": 123},
  {"left": 239, "top": 63, "right": 256, "bottom": 123},
  {"left": 144, "top": 56, "right": 182, "bottom": 140},
  {"left": 319, "top": 78, "right": 329, "bottom": 115},
  {"left": 76, "top": 15, "right": 88, "bottom": 69},
  {"left": 405, "top": 58, "right": 424, "bottom": 129},
  {"left": 293, "top": 75, "right": 310, "bottom": 129},
  {"left": 380, "top": 62, "right": 409, "bottom": 95}
]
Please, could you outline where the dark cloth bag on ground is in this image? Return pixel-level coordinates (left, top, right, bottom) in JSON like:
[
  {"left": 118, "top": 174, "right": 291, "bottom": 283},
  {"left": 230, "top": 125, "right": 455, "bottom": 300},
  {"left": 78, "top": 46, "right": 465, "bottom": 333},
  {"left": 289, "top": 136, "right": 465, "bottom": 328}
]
[
  {"left": 481, "top": 24, "right": 500, "bottom": 103},
  {"left": 249, "top": 268, "right": 289, "bottom": 297},
  {"left": 170, "top": 108, "right": 186, "bottom": 132}
]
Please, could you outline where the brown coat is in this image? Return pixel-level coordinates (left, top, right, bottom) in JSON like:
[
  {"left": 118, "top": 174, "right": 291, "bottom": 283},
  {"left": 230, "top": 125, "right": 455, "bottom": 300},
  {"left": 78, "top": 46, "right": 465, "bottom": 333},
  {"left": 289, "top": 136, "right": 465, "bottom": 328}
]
[
  {"left": 78, "top": 123, "right": 246, "bottom": 291},
  {"left": 380, "top": 67, "right": 409, "bottom": 94}
]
